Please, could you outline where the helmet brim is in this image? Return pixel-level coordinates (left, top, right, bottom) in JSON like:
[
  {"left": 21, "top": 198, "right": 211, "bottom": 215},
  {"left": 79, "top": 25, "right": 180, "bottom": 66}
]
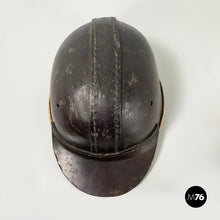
[{"left": 52, "top": 125, "right": 159, "bottom": 197}]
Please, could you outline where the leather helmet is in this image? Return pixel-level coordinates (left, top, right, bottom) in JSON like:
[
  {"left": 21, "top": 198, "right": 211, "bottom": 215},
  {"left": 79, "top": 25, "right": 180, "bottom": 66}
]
[{"left": 49, "top": 17, "right": 164, "bottom": 197}]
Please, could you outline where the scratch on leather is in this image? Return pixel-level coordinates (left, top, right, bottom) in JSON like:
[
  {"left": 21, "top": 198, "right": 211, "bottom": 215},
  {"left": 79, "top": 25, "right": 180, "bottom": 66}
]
[
  {"left": 90, "top": 19, "right": 98, "bottom": 152},
  {"left": 111, "top": 18, "right": 121, "bottom": 152}
]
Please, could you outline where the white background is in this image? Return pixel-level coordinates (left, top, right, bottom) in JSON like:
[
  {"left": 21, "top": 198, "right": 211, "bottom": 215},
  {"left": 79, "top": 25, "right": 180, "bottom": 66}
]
[{"left": 1, "top": 0, "right": 220, "bottom": 219}]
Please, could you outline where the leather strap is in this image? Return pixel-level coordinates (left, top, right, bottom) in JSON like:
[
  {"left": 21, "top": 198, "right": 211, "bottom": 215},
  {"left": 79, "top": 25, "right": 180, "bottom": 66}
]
[{"left": 89, "top": 17, "right": 122, "bottom": 153}]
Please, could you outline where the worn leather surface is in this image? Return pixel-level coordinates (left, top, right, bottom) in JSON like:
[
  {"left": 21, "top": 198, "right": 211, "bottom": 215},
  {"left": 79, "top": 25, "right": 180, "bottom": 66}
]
[
  {"left": 52, "top": 125, "right": 159, "bottom": 196},
  {"left": 50, "top": 17, "right": 164, "bottom": 196},
  {"left": 50, "top": 17, "right": 162, "bottom": 155}
]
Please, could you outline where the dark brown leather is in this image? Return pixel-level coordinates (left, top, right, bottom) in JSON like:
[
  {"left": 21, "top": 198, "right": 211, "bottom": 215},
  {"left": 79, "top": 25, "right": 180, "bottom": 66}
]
[
  {"left": 52, "top": 125, "right": 159, "bottom": 196},
  {"left": 50, "top": 17, "right": 164, "bottom": 196}
]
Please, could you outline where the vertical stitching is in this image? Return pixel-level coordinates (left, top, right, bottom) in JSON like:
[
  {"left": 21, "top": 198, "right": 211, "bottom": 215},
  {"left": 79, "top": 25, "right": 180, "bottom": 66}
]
[
  {"left": 90, "top": 19, "right": 98, "bottom": 153},
  {"left": 111, "top": 17, "right": 121, "bottom": 152}
]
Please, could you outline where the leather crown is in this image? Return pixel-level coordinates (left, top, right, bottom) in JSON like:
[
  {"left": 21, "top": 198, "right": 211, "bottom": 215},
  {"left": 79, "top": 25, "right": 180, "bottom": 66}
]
[{"left": 50, "top": 17, "right": 164, "bottom": 158}]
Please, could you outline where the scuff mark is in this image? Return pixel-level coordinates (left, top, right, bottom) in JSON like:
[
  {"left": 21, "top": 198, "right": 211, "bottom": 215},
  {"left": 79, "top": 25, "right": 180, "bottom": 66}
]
[
  {"left": 65, "top": 63, "right": 73, "bottom": 74},
  {"left": 59, "top": 100, "right": 66, "bottom": 107},
  {"left": 68, "top": 47, "right": 75, "bottom": 53},
  {"left": 128, "top": 72, "right": 137, "bottom": 86}
]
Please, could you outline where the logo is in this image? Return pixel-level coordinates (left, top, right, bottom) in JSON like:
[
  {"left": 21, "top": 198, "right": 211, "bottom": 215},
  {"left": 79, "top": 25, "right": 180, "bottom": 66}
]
[{"left": 185, "top": 186, "right": 207, "bottom": 208}]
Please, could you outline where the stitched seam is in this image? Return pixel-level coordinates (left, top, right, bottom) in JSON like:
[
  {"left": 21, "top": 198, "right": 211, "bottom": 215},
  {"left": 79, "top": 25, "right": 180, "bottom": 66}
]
[
  {"left": 111, "top": 18, "right": 121, "bottom": 152},
  {"left": 90, "top": 19, "right": 98, "bottom": 153}
]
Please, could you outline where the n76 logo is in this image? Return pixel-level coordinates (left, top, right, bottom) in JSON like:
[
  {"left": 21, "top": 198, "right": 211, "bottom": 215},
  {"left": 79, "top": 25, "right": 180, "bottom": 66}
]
[
  {"left": 185, "top": 186, "right": 207, "bottom": 208},
  {"left": 187, "top": 193, "right": 205, "bottom": 201}
]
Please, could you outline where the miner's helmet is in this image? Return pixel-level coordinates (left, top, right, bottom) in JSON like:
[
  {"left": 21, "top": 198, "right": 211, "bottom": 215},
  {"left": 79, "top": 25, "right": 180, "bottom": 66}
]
[{"left": 49, "top": 17, "right": 164, "bottom": 197}]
